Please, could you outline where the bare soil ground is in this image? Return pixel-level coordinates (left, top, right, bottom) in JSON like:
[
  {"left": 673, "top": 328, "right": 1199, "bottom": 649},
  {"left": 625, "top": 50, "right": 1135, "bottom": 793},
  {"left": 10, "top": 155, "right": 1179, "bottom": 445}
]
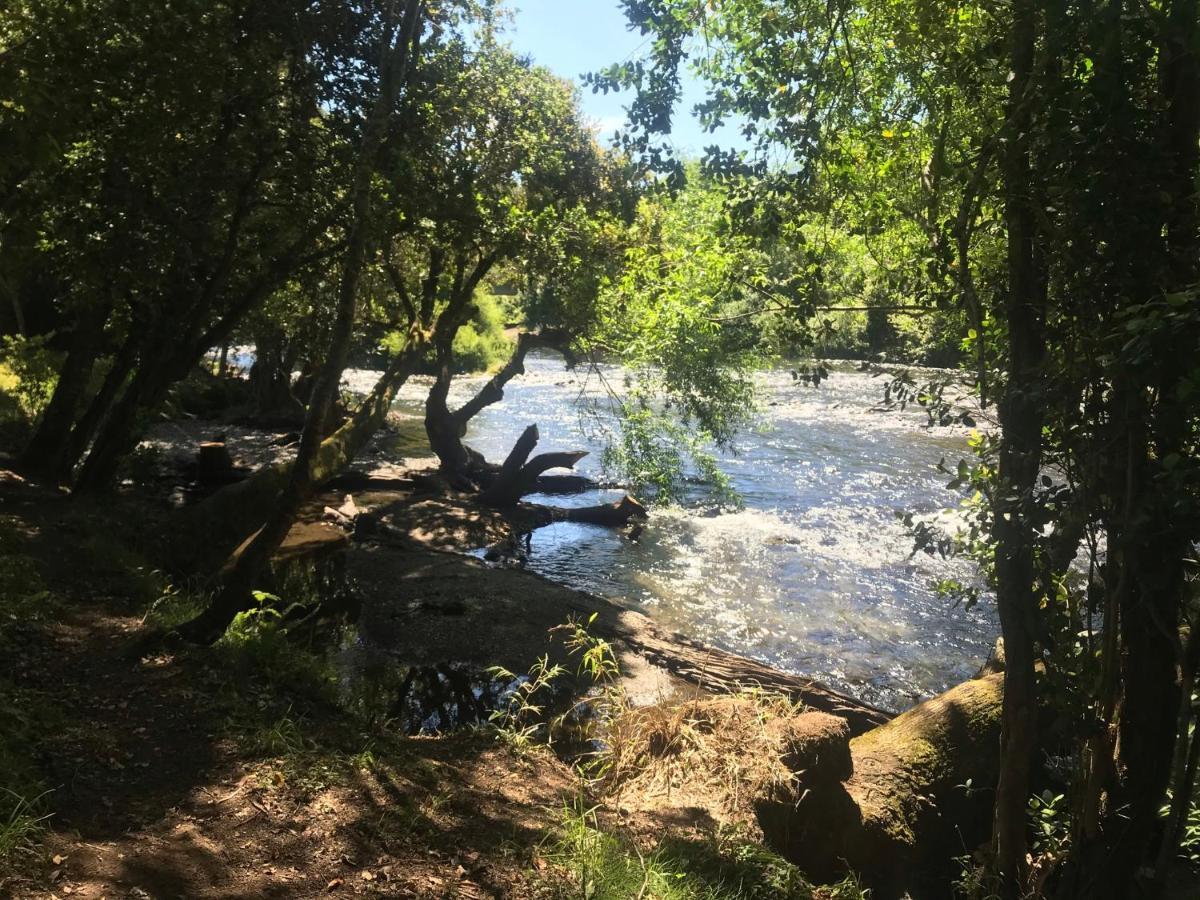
[
  {"left": 0, "top": 476, "right": 577, "bottom": 899},
  {"left": 0, "top": 462, "right": 878, "bottom": 900}
]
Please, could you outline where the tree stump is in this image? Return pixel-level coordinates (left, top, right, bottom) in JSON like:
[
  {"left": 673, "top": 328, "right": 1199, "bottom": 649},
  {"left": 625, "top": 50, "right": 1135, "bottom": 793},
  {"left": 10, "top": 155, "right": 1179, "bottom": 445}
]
[{"left": 197, "top": 441, "right": 234, "bottom": 484}]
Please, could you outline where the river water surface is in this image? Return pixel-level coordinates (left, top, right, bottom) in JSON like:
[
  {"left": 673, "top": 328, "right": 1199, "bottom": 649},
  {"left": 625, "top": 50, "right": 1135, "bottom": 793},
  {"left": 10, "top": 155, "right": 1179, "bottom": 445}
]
[{"left": 371, "top": 354, "right": 996, "bottom": 712}]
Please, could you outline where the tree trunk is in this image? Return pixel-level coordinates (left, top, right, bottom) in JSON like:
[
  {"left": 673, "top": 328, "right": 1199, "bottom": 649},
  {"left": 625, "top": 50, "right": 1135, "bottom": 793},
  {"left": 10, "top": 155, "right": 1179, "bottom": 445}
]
[
  {"left": 991, "top": 0, "right": 1046, "bottom": 893},
  {"left": 425, "top": 330, "right": 579, "bottom": 481},
  {"left": 1153, "top": 621, "right": 1199, "bottom": 892},
  {"left": 480, "top": 423, "right": 591, "bottom": 507},
  {"left": 17, "top": 313, "right": 105, "bottom": 482},
  {"left": 758, "top": 671, "right": 1005, "bottom": 899},
  {"left": 72, "top": 352, "right": 174, "bottom": 494},
  {"left": 180, "top": 344, "right": 424, "bottom": 571},
  {"left": 248, "top": 328, "right": 304, "bottom": 423},
  {"left": 424, "top": 342, "right": 473, "bottom": 479},
  {"left": 176, "top": 0, "right": 425, "bottom": 642}
]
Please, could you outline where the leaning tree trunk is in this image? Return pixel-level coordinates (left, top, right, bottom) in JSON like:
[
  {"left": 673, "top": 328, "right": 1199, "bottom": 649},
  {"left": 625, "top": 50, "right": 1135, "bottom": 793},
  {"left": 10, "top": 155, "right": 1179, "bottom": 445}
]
[
  {"left": 72, "top": 355, "right": 164, "bottom": 492},
  {"left": 176, "top": 0, "right": 425, "bottom": 642},
  {"left": 181, "top": 344, "right": 425, "bottom": 571},
  {"left": 424, "top": 342, "right": 475, "bottom": 480},
  {"left": 424, "top": 329, "right": 582, "bottom": 485},
  {"left": 17, "top": 310, "right": 107, "bottom": 482}
]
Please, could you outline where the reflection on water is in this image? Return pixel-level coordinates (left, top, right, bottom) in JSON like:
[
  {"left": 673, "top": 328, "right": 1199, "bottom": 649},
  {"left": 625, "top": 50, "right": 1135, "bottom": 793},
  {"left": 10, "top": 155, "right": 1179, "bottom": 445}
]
[{"left": 367, "top": 354, "right": 995, "bottom": 712}]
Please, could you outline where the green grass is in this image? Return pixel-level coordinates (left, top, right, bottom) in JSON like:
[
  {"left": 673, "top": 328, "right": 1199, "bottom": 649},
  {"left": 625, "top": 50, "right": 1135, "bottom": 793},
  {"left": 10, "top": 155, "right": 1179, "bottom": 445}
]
[
  {"left": 0, "top": 788, "right": 51, "bottom": 863},
  {"left": 540, "top": 800, "right": 868, "bottom": 900}
]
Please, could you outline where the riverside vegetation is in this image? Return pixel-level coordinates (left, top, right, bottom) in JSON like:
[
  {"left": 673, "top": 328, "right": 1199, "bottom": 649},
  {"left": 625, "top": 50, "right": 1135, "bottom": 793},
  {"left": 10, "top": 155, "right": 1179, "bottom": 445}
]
[{"left": 2, "top": 1, "right": 1200, "bottom": 898}]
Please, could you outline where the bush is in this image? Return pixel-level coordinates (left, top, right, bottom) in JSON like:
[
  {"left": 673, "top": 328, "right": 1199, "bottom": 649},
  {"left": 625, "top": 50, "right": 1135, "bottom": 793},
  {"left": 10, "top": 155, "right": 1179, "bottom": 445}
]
[
  {"left": 0, "top": 334, "right": 62, "bottom": 448},
  {"left": 385, "top": 290, "right": 514, "bottom": 375},
  {"left": 452, "top": 291, "right": 513, "bottom": 373}
]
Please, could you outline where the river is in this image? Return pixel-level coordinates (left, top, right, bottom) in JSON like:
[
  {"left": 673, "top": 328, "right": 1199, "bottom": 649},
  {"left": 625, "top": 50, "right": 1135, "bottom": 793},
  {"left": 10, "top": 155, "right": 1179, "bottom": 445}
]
[{"left": 366, "top": 353, "right": 997, "bottom": 713}]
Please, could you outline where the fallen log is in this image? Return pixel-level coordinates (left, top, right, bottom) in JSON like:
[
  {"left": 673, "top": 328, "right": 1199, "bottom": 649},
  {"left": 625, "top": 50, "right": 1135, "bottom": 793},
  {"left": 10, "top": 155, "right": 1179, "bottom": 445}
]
[
  {"left": 614, "top": 616, "right": 892, "bottom": 737},
  {"left": 756, "top": 670, "right": 1004, "bottom": 899},
  {"left": 559, "top": 495, "right": 648, "bottom": 526}
]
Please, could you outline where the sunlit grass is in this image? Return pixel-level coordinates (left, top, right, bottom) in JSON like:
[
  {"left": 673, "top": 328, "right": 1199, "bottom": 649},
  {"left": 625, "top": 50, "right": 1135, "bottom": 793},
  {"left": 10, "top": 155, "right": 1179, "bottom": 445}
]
[{"left": 539, "top": 799, "right": 868, "bottom": 900}]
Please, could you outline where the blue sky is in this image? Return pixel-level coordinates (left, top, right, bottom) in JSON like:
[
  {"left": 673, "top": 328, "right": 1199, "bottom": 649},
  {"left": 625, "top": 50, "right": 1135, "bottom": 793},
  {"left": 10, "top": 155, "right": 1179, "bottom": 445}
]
[{"left": 500, "top": 0, "right": 745, "bottom": 156}]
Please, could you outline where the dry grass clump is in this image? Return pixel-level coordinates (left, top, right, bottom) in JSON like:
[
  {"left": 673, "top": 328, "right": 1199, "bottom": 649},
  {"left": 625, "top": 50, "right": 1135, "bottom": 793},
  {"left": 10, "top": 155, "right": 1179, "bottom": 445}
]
[{"left": 598, "top": 689, "right": 806, "bottom": 824}]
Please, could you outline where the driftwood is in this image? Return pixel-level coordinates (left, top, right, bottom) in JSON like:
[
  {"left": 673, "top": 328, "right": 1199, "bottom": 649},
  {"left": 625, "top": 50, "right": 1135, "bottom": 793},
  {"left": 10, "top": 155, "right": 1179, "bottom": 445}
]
[
  {"left": 756, "top": 670, "right": 1005, "bottom": 899},
  {"left": 481, "top": 424, "right": 590, "bottom": 506},
  {"left": 481, "top": 424, "right": 646, "bottom": 529},
  {"left": 559, "top": 495, "right": 648, "bottom": 526}
]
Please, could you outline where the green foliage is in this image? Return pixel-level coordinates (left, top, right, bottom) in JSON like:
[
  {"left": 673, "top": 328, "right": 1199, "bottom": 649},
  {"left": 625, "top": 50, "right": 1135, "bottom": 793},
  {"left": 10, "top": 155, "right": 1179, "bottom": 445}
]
[
  {"left": 489, "top": 614, "right": 625, "bottom": 762},
  {"left": 1028, "top": 790, "right": 1069, "bottom": 860},
  {"left": 0, "top": 334, "right": 60, "bottom": 428},
  {"left": 450, "top": 292, "right": 514, "bottom": 373},
  {"left": 582, "top": 173, "right": 764, "bottom": 501},
  {"left": 1179, "top": 793, "right": 1200, "bottom": 866},
  {"left": 0, "top": 527, "right": 57, "bottom": 867},
  {"left": 599, "top": 403, "right": 737, "bottom": 506},
  {"left": 215, "top": 589, "right": 337, "bottom": 705},
  {"left": 0, "top": 786, "right": 50, "bottom": 867}
]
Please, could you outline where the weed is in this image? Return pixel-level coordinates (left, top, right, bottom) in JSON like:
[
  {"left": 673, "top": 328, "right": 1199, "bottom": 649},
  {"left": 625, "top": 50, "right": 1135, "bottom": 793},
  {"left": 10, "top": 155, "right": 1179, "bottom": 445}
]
[
  {"left": 1028, "top": 789, "right": 1068, "bottom": 859},
  {"left": 0, "top": 682, "right": 57, "bottom": 869},
  {"left": 249, "top": 708, "right": 310, "bottom": 757},
  {"left": 215, "top": 590, "right": 338, "bottom": 702},
  {"left": 0, "top": 789, "right": 51, "bottom": 865},
  {"left": 141, "top": 581, "right": 208, "bottom": 630},
  {"left": 488, "top": 655, "right": 567, "bottom": 753}
]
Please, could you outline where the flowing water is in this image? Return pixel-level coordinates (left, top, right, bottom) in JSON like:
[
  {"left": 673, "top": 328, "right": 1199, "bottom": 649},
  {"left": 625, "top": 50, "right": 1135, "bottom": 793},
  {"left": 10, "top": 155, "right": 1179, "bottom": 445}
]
[{"left": 362, "top": 354, "right": 996, "bottom": 713}]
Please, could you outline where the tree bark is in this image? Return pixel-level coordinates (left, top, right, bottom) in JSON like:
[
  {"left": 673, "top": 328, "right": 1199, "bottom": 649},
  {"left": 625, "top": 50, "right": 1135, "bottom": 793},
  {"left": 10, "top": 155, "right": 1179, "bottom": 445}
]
[
  {"left": 479, "top": 424, "right": 594, "bottom": 507},
  {"left": 16, "top": 306, "right": 108, "bottom": 481},
  {"left": 991, "top": 0, "right": 1046, "bottom": 893},
  {"left": 758, "top": 672, "right": 1005, "bottom": 899},
  {"left": 248, "top": 327, "right": 305, "bottom": 423}
]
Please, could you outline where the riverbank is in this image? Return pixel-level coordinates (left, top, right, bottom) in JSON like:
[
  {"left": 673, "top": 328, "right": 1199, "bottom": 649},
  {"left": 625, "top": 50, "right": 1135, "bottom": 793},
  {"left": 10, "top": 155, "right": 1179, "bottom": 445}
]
[{"left": 0, "top": 460, "right": 879, "bottom": 899}]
